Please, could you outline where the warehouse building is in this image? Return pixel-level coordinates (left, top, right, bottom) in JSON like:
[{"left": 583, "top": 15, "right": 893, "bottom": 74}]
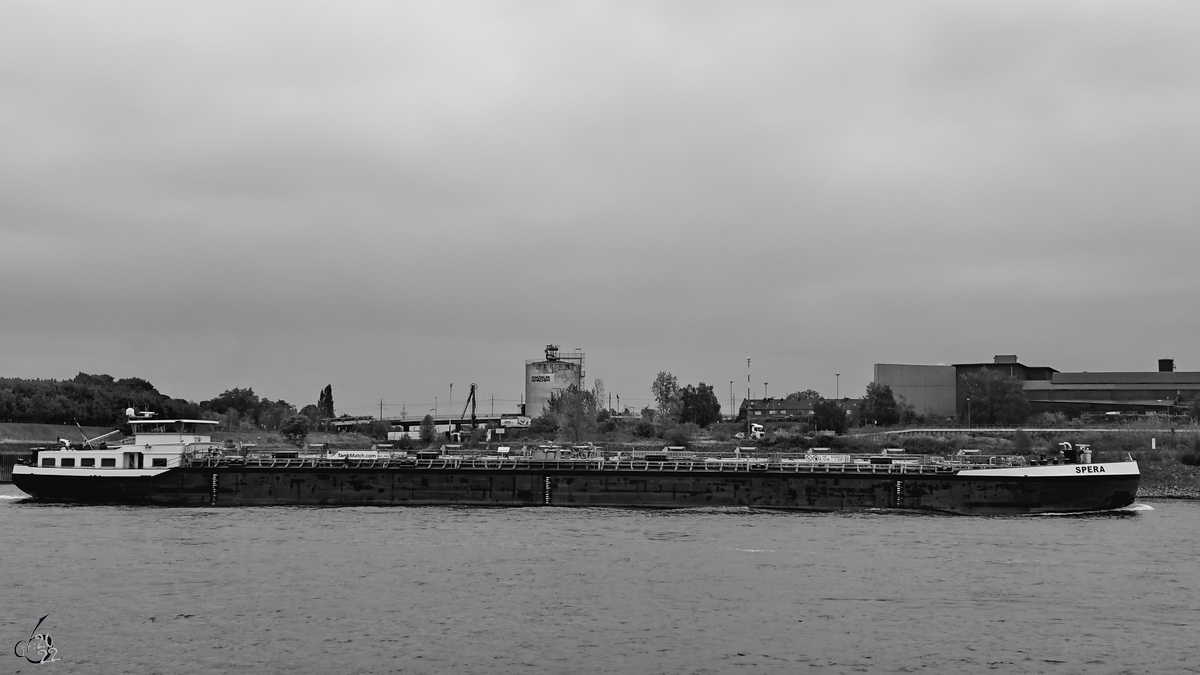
[
  {"left": 876, "top": 356, "right": 1200, "bottom": 419},
  {"left": 1022, "top": 359, "right": 1200, "bottom": 416},
  {"left": 873, "top": 363, "right": 957, "bottom": 417}
]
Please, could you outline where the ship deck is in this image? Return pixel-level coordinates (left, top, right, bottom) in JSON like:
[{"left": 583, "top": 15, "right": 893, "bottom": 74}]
[{"left": 181, "top": 454, "right": 1018, "bottom": 476}]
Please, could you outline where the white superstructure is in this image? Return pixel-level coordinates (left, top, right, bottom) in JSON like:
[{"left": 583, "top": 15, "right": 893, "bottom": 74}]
[{"left": 15, "top": 410, "right": 223, "bottom": 478}]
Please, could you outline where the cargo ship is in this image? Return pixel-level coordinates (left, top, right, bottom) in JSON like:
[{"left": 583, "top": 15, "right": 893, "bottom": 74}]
[{"left": 11, "top": 412, "right": 1140, "bottom": 515}]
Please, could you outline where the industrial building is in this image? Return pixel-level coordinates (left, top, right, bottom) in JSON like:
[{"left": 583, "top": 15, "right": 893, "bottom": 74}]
[
  {"left": 873, "top": 363, "right": 957, "bottom": 417},
  {"left": 1022, "top": 359, "right": 1200, "bottom": 416},
  {"left": 524, "top": 344, "right": 584, "bottom": 418},
  {"left": 875, "top": 356, "right": 1200, "bottom": 419}
]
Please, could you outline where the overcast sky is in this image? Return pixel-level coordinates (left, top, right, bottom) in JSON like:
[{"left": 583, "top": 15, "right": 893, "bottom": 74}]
[{"left": 3, "top": 1, "right": 1198, "bottom": 418}]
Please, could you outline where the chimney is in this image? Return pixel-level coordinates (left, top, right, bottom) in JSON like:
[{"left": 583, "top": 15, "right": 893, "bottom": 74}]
[{"left": 1159, "top": 359, "right": 1175, "bottom": 373}]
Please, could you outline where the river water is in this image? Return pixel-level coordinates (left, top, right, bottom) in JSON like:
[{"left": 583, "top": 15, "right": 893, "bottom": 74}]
[{"left": 2, "top": 483, "right": 1197, "bottom": 675}]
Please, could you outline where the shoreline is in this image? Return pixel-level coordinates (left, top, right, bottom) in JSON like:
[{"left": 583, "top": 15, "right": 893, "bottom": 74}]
[{"left": 1134, "top": 486, "right": 1200, "bottom": 500}]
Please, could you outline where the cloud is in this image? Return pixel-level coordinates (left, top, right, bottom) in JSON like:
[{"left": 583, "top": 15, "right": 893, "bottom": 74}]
[{"left": 2, "top": 1, "right": 1198, "bottom": 412}]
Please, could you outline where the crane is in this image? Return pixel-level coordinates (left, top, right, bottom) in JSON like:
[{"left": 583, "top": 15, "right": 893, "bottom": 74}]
[{"left": 459, "top": 383, "right": 478, "bottom": 430}]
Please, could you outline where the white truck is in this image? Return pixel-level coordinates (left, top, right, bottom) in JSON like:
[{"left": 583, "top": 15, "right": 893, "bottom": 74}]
[{"left": 735, "top": 423, "right": 766, "bottom": 440}]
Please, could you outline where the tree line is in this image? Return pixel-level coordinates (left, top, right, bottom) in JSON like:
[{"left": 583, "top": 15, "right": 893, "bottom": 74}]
[
  {"left": 0, "top": 373, "right": 200, "bottom": 426},
  {"left": 522, "top": 373, "right": 726, "bottom": 445},
  {"left": 0, "top": 373, "right": 338, "bottom": 435}
]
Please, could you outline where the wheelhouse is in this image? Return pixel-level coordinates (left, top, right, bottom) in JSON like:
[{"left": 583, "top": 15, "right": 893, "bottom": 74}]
[
  {"left": 128, "top": 418, "right": 220, "bottom": 445},
  {"left": 30, "top": 414, "right": 222, "bottom": 472}
]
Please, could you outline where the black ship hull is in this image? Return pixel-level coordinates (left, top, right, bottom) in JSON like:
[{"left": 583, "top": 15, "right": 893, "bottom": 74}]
[{"left": 13, "top": 460, "right": 1140, "bottom": 516}]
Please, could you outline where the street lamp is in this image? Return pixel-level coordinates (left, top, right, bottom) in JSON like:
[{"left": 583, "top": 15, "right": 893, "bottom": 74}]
[
  {"left": 746, "top": 358, "right": 752, "bottom": 437},
  {"left": 729, "top": 381, "right": 734, "bottom": 419},
  {"left": 966, "top": 397, "right": 971, "bottom": 428}
]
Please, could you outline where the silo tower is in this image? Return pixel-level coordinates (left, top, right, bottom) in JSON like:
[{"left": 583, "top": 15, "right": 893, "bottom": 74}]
[{"left": 525, "top": 344, "right": 585, "bottom": 418}]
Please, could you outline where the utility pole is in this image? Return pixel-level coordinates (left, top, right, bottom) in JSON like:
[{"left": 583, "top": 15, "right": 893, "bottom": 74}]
[
  {"left": 765, "top": 382, "right": 768, "bottom": 399},
  {"left": 746, "top": 358, "right": 751, "bottom": 403},
  {"left": 380, "top": 399, "right": 383, "bottom": 420},
  {"left": 730, "top": 381, "right": 734, "bottom": 420}
]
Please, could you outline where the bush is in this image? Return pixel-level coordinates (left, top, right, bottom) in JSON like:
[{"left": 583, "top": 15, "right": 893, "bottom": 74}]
[
  {"left": 1180, "top": 451, "right": 1200, "bottom": 467},
  {"left": 833, "top": 435, "right": 883, "bottom": 454},
  {"left": 420, "top": 415, "right": 435, "bottom": 444},
  {"left": 529, "top": 413, "right": 558, "bottom": 437},
  {"left": 469, "top": 427, "right": 488, "bottom": 447},
  {"left": 899, "top": 435, "right": 955, "bottom": 456},
  {"left": 760, "top": 425, "right": 806, "bottom": 449},
  {"left": 633, "top": 420, "right": 655, "bottom": 438},
  {"left": 708, "top": 423, "right": 737, "bottom": 442},
  {"left": 1031, "top": 412, "right": 1069, "bottom": 427},
  {"left": 280, "top": 415, "right": 310, "bottom": 447},
  {"left": 1013, "top": 429, "right": 1033, "bottom": 454},
  {"left": 358, "top": 420, "right": 391, "bottom": 440},
  {"left": 664, "top": 423, "right": 699, "bottom": 447}
]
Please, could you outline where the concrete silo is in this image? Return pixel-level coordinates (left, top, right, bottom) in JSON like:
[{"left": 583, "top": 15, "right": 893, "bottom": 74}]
[{"left": 525, "top": 344, "right": 584, "bottom": 418}]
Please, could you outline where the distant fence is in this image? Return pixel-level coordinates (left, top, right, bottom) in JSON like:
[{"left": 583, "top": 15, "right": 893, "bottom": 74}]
[
  {"left": 848, "top": 426, "right": 1200, "bottom": 442},
  {"left": 2, "top": 454, "right": 20, "bottom": 483}
]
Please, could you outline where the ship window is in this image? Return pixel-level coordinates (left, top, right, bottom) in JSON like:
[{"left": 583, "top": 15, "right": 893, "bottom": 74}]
[
  {"left": 61, "top": 457, "right": 75, "bottom": 467},
  {"left": 101, "top": 458, "right": 116, "bottom": 467},
  {"left": 152, "top": 458, "right": 167, "bottom": 467},
  {"left": 41, "top": 457, "right": 55, "bottom": 467},
  {"left": 81, "top": 457, "right": 95, "bottom": 467}
]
